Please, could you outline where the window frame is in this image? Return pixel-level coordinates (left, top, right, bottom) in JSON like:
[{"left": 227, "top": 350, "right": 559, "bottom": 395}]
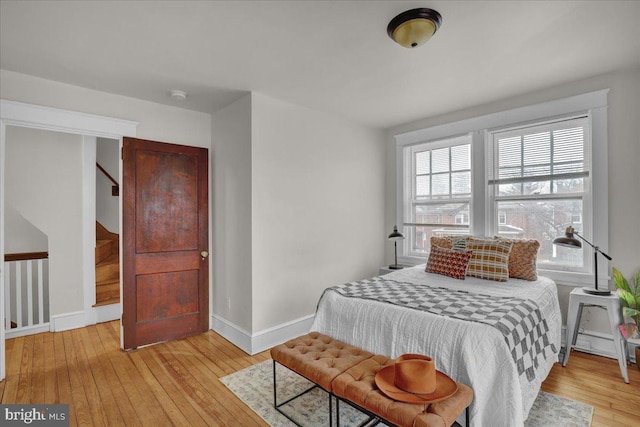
[
  {"left": 394, "top": 90, "right": 609, "bottom": 286},
  {"left": 403, "top": 135, "right": 473, "bottom": 257},
  {"left": 486, "top": 115, "right": 592, "bottom": 274}
]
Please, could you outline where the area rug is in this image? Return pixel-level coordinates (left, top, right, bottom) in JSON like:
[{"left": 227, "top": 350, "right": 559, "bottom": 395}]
[{"left": 220, "top": 360, "right": 594, "bottom": 427}]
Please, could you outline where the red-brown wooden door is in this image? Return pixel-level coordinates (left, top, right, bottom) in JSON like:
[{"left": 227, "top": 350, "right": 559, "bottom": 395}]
[{"left": 122, "top": 137, "right": 209, "bottom": 349}]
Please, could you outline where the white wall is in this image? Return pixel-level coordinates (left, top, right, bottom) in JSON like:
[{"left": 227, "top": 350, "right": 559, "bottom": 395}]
[
  {"left": 386, "top": 67, "right": 640, "bottom": 335},
  {"left": 96, "top": 137, "right": 120, "bottom": 233},
  {"left": 4, "top": 204, "right": 47, "bottom": 253},
  {"left": 211, "top": 92, "right": 387, "bottom": 346},
  {"left": 250, "top": 93, "right": 386, "bottom": 332},
  {"left": 6, "top": 126, "right": 83, "bottom": 316},
  {"left": 211, "top": 94, "right": 253, "bottom": 332}
]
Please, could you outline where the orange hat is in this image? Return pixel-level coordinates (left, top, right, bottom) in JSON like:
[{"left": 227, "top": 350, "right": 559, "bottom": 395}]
[{"left": 374, "top": 354, "right": 458, "bottom": 404}]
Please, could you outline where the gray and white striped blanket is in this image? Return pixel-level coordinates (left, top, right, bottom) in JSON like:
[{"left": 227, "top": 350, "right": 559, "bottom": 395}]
[{"left": 327, "top": 277, "right": 557, "bottom": 383}]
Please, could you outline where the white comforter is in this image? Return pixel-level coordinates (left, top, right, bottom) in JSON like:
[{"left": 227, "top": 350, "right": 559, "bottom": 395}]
[{"left": 310, "top": 266, "right": 562, "bottom": 427}]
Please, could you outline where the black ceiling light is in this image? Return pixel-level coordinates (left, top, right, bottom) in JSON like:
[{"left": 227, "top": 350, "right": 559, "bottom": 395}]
[{"left": 387, "top": 8, "right": 442, "bottom": 48}]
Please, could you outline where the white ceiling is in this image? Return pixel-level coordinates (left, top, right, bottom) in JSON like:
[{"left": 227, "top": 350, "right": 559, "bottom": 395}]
[{"left": 1, "top": 1, "right": 639, "bottom": 129}]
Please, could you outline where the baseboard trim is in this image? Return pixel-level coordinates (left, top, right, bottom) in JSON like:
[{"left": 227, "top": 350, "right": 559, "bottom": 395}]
[
  {"left": 211, "top": 315, "right": 252, "bottom": 354},
  {"left": 250, "top": 314, "right": 315, "bottom": 355},
  {"left": 94, "top": 303, "right": 120, "bottom": 323},
  {"left": 50, "top": 310, "right": 85, "bottom": 332},
  {"left": 5, "top": 323, "right": 50, "bottom": 339},
  {"left": 210, "top": 313, "right": 315, "bottom": 355}
]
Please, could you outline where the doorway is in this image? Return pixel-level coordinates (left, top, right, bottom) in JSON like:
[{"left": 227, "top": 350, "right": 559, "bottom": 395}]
[{"left": 0, "top": 99, "right": 138, "bottom": 380}]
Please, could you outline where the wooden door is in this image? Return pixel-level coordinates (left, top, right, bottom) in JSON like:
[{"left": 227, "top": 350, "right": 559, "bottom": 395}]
[{"left": 122, "top": 137, "right": 209, "bottom": 349}]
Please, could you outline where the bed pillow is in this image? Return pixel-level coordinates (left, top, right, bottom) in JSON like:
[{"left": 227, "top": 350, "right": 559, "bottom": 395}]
[
  {"left": 430, "top": 236, "right": 455, "bottom": 249},
  {"left": 425, "top": 245, "right": 473, "bottom": 280},
  {"left": 430, "top": 235, "right": 468, "bottom": 250},
  {"left": 494, "top": 237, "right": 540, "bottom": 281},
  {"left": 465, "top": 237, "right": 513, "bottom": 282}
]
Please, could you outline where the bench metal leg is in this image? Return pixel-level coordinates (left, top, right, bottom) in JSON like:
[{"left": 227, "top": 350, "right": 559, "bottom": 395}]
[
  {"left": 273, "top": 359, "right": 333, "bottom": 427},
  {"left": 329, "top": 391, "right": 333, "bottom": 427}
]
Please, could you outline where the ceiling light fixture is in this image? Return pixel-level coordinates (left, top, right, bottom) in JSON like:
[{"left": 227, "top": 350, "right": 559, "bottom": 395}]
[
  {"left": 387, "top": 8, "right": 442, "bottom": 48},
  {"left": 169, "top": 89, "right": 187, "bottom": 101}
]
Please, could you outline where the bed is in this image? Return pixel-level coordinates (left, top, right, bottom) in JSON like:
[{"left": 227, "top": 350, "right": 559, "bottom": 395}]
[{"left": 310, "top": 265, "right": 562, "bottom": 427}]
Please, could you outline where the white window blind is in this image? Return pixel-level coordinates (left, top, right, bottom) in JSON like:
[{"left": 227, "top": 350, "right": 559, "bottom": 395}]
[{"left": 488, "top": 116, "right": 590, "bottom": 271}]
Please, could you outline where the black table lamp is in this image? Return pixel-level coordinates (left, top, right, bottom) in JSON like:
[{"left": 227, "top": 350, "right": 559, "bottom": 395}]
[
  {"left": 388, "top": 225, "right": 405, "bottom": 270},
  {"left": 553, "top": 226, "right": 612, "bottom": 295}
]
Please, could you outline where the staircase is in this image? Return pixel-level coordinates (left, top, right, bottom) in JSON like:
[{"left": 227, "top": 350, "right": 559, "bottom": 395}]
[{"left": 95, "top": 222, "right": 119, "bottom": 306}]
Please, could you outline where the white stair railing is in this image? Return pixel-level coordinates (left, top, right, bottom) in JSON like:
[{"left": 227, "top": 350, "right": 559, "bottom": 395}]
[{"left": 4, "top": 252, "right": 50, "bottom": 338}]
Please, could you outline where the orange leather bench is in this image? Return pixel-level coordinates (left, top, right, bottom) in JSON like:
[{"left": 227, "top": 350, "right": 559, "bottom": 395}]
[{"left": 270, "top": 332, "right": 473, "bottom": 427}]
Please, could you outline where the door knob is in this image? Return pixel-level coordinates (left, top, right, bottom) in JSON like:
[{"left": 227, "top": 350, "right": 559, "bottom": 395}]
[{"left": 201, "top": 250, "right": 209, "bottom": 259}]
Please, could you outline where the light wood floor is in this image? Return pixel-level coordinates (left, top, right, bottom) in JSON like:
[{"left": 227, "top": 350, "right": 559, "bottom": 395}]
[{"left": 1, "top": 321, "right": 639, "bottom": 426}]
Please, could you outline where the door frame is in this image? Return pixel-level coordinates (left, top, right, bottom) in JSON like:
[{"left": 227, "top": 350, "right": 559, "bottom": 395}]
[{"left": 0, "top": 99, "right": 138, "bottom": 380}]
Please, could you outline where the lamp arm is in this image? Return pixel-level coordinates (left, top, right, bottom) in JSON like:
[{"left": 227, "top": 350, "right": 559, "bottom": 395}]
[{"left": 574, "top": 231, "right": 613, "bottom": 260}]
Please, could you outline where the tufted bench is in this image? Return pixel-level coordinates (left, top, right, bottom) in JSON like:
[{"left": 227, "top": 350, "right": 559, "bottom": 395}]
[{"left": 270, "top": 333, "right": 473, "bottom": 427}]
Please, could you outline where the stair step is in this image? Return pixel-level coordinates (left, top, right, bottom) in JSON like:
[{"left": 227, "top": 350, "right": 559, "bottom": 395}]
[
  {"left": 93, "top": 297, "right": 119, "bottom": 307},
  {"left": 96, "top": 280, "right": 120, "bottom": 303},
  {"left": 96, "top": 280, "right": 119, "bottom": 290},
  {"left": 95, "top": 239, "right": 113, "bottom": 265},
  {"left": 96, "top": 254, "right": 119, "bottom": 282}
]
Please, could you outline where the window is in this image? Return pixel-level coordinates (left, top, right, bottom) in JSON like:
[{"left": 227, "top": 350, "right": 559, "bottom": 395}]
[
  {"left": 488, "top": 117, "right": 590, "bottom": 272},
  {"left": 498, "top": 212, "right": 507, "bottom": 225},
  {"left": 395, "top": 90, "right": 608, "bottom": 285},
  {"left": 402, "top": 135, "right": 472, "bottom": 257},
  {"left": 455, "top": 212, "right": 470, "bottom": 225}
]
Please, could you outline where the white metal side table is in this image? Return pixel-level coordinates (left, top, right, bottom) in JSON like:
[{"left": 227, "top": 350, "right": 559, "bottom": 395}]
[{"left": 563, "top": 287, "right": 629, "bottom": 383}]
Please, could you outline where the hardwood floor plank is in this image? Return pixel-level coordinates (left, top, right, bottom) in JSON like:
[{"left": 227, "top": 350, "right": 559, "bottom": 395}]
[
  {"left": 136, "top": 347, "right": 212, "bottom": 426},
  {"left": 94, "top": 324, "right": 169, "bottom": 426},
  {"left": 5, "top": 336, "right": 22, "bottom": 376},
  {"left": 168, "top": 338, "right": 264, "bottom": 426},
  {"left": 0, "top": 375, "right": 19, "bottom": 404},
  {"left": 61, "top": 330, "right": 93, "bottom": 426},
  {"left": 152, "top": 341, "right": 238, "bottom": 427},
  {"left": 43, "top": 332, "right": 57, "bottom": 403},
  {"left": 53, "top": 331, "right": 75, "bottom": 425},
  {"left": 128, "top": 350, "right": 194, "bottom": 426},
  {"left": 2, "top": 320, "right": 639, "bottom": 427},
  {"left": 78, "top": 326, "right": 126, "bottom": 426},
  {"left": 90, "top": 322, "right": 142, "bottom": 427}
]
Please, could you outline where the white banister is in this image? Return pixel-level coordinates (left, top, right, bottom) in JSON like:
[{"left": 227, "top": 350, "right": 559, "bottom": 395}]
[
  {"left": 4, "top": 254, "right": 50, "bottom": 338},
  {"left": 15, "top": 261, "right": 22, "bottom": 329},
  {"left": 4, "top": 267, "right": 10, "bottom": 330},
  {"left": 38, "top": 261, "right": 44, "bottom": 325},
  {"left": 27, "top": 260, "right": 33, "bottom": 327}
]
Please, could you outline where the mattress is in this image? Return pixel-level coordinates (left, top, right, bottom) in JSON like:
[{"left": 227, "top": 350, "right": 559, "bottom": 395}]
[{"left": 310, "top": 265, "right": 562, "bottom": 427}]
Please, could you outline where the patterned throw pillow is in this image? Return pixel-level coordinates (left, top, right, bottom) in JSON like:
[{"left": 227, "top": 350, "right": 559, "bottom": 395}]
[
  {"left": 465, "top": 237, "right": 513, "bottom": 282},
  {"left": 425, "top": 245, "right": 473, "bottom": 280},
  {"left": 494, "top": 237, "right": 540, "bottom": 281}
]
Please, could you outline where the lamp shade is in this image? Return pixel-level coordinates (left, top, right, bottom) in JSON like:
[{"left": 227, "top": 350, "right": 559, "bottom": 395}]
[
  {"left": 552, "top": 227, "right": 582, "bottom": 248},
  {"left": 387, "top": 8, "right": 442, "bottom": 48},
  {"left": 388, "top": 225, "right": 405, "bottom": 241}
]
